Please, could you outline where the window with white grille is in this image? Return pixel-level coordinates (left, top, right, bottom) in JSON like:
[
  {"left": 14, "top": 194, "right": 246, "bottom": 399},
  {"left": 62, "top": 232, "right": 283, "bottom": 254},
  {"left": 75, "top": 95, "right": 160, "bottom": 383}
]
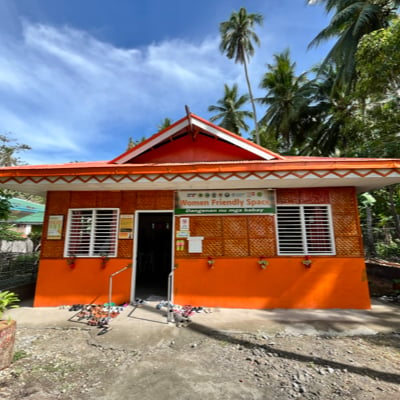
[
  {"left": 276, "top": 205, "right": 335, "bottom": 255},
  {"left": 65, "top": 209, "right": 119, "bottom": 257}
]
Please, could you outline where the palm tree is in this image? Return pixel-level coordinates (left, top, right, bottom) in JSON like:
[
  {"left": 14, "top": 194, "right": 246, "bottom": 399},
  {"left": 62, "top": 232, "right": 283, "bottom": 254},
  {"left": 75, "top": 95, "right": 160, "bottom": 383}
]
[
  {"left": 307, "top": 0, "right": 400, "bottom": 89},
  {"left": 257, "top": 50, "right": 314, "bottom": 153},
  {"left": 219, "top": 7, "right": 263, "bottom": 144},
  {"left": 300, "top": 64, "right": 360, "bottom": 156},
  {"left": 126, "top": 135, "right": 146, "bottom": 150},
  {"left": 157, "top": 117, "right": 172, "bottom": 132},
  {"left": 208, "top": 83, "right": 253, "bottom": 135}
]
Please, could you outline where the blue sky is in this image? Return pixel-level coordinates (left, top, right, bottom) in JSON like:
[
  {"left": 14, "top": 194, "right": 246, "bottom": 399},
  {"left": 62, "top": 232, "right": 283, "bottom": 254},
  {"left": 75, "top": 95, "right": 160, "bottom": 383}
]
[{"left": 0, "top": 0, "right": 334, "bottom": 165}]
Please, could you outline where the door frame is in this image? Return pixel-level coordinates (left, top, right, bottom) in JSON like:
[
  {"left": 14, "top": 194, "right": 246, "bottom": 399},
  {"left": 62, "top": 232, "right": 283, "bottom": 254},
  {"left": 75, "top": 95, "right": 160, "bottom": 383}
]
[{"left": 130, "top": 210, "right": 175, "bottom": 303}]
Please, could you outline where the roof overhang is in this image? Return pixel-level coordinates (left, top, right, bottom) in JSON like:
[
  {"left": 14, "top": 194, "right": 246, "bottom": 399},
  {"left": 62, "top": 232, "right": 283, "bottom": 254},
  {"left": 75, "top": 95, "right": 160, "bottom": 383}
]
[{"left": 1, "top": 159, "right": 399, "bottom": 196}]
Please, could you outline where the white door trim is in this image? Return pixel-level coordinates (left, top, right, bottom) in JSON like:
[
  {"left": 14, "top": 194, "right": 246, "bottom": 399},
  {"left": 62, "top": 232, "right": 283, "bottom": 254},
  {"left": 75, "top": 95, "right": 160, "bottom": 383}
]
[{"left": 130, "top": 210, "right": 175, "bottom": 304}]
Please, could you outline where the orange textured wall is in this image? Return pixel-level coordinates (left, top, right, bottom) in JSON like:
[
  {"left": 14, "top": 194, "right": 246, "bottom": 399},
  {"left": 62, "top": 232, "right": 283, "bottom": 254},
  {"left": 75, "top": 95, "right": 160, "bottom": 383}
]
[
  {"left": 175, "top": 215, "right": 276, "bottom": 258},
  {"left": 35, "top": 190, "right": 174, "bottom": 307},
  {"left": 172, "top": 187, "right": 368, "bottom": 309},
  {"left": 174, "top": 257, "right": 370, "bottom": 309},
  {"left": 34, "top": 259, "right": 132, "bottom": 307},
  {"left": 36, "top": 187, "right": 367, "bottom": 309},
  {"left": 41, "top": 190, "right": 174, "bottom": 259}
]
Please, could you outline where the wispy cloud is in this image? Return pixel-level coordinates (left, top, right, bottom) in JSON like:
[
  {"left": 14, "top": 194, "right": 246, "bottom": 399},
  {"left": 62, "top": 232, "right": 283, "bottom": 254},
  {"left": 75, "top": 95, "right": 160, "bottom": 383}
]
[
  {"left": 0, "top": 21, "right": 242, "bottom": 164},
  {"left": 0, "top": 1, "right": 331, "bottom": 165}
]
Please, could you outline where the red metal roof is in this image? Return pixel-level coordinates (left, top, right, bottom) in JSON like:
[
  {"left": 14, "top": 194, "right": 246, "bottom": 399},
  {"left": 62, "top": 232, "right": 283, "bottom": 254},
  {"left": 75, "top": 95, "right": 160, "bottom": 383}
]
[
  {"left": 0, "top": 114, "right": 399, "bottom": 195},
  {"left": 111, "top": 113, "right": 283, "bottom": 164}
]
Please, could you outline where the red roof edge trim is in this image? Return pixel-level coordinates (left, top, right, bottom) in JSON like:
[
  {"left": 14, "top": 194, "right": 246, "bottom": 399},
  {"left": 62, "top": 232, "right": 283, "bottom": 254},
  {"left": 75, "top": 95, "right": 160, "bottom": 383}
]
[
  {"left": 111, "top": 113, "right": 285, "bottom": 165},
  {"left": 109, "top": 115, "right": 189, "bottom": 164},
  {"left": 190, "top": 114, "right": 285, "bottom": 161}
]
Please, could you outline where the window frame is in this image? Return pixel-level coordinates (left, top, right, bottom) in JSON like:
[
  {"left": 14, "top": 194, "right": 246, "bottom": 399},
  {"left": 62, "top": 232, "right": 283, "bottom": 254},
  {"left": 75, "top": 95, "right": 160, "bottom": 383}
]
[
  {"left": 276, "top": 204, "right": 336, "bottom": 256},
  {"left": 64, "top": 208, "right": 119, "bottom": 258}
]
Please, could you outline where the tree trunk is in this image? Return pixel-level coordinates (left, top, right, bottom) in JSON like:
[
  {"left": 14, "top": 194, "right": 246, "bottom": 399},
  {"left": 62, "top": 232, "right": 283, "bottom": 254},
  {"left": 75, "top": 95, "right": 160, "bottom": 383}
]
[
  {"left": 388, "top": 185, "right": 400, "bottom": 240},
  {"left": 242, "top": 53, "right": 259, "bottom": 145},
  {"left": 365, "top": 205, "right": 376, "bottom": 257}
]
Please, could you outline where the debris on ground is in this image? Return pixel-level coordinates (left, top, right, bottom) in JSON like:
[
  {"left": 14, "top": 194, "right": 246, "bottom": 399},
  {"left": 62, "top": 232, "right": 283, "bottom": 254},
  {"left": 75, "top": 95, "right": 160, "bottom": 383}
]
[{"left": 0, "top": 327, "right": 399, "bottom": 400}]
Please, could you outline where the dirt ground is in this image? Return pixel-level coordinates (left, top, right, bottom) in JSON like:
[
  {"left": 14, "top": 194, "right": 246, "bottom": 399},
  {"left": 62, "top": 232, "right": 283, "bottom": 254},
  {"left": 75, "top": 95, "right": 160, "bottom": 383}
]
[
  {"left": 1, "top": 309, "right": 399, "bottom": 400},
  {"left": 1, "top": 269, "right": 400, "bottom": 400}
]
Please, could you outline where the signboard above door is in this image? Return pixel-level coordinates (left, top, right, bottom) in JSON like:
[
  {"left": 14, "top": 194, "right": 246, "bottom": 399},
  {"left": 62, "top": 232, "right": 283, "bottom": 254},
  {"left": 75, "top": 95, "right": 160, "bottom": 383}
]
[{"left": 175, "top": 189, "right": 275, "bottom": 215}]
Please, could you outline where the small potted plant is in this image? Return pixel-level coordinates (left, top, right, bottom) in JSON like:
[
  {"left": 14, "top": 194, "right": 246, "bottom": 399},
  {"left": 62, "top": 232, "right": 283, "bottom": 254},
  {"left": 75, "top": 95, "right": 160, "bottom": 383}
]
[
  {"left": 207, "top": 256, "right": 215, "bottom": 269},
  {"left": 258, "top": 255, "right": 269, "bottom": 270},
  {"left": 100, "top": 254, "right": 109, "bottom": 269},
  {"left": 0, "top": 290, "right": 20, "bottom": 370},
  {"left": 66, "top": 254, "right": 76, "bottom": 269},
  {"left": 302, "top": 255, "right": 312, "bottom": 268}
]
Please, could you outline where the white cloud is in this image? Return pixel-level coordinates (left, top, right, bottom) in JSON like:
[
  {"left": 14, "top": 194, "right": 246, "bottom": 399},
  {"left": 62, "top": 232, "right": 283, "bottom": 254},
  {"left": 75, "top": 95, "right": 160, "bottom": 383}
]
[{"left": 0, "top": 21, "right": 242, "bottom": 164}]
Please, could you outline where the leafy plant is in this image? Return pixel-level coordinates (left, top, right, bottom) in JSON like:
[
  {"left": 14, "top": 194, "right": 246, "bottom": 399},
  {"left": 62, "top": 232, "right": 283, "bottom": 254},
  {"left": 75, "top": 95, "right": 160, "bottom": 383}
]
[
  {"left": 376, "top": 239, "right": 400, "bottom": 262},
  {"left": 0, "top": 191, "right": 11, "bottom": 220},
  {"left": 0, "top": 223, "right": 25, "bottom": 241},
  {"left": 12, "top": 252, "right": 39, "bottom": 266},
  {"left": 0, "top": 290, "right": 20, "bottom": 321}
]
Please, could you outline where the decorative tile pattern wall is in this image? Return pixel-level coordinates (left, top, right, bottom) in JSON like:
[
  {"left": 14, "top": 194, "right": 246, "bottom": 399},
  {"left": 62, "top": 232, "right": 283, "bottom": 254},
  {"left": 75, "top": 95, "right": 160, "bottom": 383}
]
[
  {"left": 41, "top": 190, "right": 174, "bottom": 258},
  {"left": 42, "top": 188, "right": 363, "bottom": 259}
]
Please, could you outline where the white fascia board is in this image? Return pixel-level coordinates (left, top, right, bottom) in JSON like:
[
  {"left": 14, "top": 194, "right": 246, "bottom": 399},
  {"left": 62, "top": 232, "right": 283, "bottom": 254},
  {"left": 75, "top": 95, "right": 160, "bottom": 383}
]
[
  {"left": 191, "top": 118, "right": 276, "bottom": 160},
  {"left": 115, "top": 117, "right": 276, "bottom": 164},
  {"left": 115, "top": 119, "right": 190, "bottom": 164}
]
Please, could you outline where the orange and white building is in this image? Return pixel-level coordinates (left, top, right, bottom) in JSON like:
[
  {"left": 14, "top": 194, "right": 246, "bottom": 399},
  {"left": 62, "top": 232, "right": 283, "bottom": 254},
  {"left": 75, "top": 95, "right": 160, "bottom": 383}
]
[{"left": 1, "top": 113, "right": 399, "bottom": 309}]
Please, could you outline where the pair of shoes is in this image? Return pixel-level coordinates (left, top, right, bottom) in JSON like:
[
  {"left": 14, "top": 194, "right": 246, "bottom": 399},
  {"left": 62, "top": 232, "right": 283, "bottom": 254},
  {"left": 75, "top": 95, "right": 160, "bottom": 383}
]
[
  {"left": 69, "top": 304, "right": 83, "bottom": 312},
  {"left": 98, "top": 317, "right": 110, "bottom": 327},
  {"left": 77, "top": 310, "right": 90, "bottom": 319},
  {"left": 182, "top": 305, "right": 194, "bottom": 318}
]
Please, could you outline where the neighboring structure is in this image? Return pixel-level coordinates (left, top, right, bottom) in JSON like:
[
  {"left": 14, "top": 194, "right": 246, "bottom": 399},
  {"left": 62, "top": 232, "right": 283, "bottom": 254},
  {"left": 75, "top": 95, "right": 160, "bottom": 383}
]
[
  {"left": 0, "top": 114, "right": 399, "bottom": 309},
  {"left": 1, "top": 198, "right": 44, "bottom": 237}
]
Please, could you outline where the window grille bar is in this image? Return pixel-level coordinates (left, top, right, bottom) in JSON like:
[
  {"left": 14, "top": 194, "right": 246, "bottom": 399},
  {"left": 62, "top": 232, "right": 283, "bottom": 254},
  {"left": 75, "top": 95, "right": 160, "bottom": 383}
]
[
  {"left": 65, "top": 209, "right": 119, "bottom": 257},
  {"left": 276, "top": 205, "right": 335, "bottom": 255}
]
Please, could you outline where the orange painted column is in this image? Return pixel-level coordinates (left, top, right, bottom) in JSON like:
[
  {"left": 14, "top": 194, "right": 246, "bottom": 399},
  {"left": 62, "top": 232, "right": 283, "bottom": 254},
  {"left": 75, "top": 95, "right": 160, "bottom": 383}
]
[
  {"left": 34, "top": 259, "right": 132, "bottom": 307},
  {"left": 174, "top": 257, "right": 370, "bottom": 309}
]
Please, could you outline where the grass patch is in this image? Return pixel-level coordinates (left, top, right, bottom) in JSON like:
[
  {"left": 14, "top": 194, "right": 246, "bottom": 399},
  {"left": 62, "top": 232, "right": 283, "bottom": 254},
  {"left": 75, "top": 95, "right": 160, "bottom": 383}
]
[{"left": 12, "top": 350, "right": 28, "bottom": 362}]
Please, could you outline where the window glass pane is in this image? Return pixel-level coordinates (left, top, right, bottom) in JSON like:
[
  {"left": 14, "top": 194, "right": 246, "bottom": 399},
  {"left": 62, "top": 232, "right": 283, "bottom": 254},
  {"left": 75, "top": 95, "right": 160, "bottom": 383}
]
[
  {"left": 67, "top": 210, "right": 93, "bottom": 256},
  {"left": 277, "top": 205, "right": 334, "bottom": 255},
  {"left": 304, "top": 206, "right": 332, "bottom": 254},
  {"left": 93, "top": 210, "right": 118, "bottom": 256},
  {"left": 66, "top": 209, "right": 118, "bottom": 257},
  {"left": 277, "top": 206, "right": 304, "bottom": 254}
]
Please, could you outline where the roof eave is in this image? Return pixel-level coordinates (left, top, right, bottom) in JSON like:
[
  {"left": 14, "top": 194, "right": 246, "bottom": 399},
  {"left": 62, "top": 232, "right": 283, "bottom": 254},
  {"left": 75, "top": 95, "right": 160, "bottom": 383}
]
[{"left": 0, "top": 159, "right": 399, "bottom": 196}]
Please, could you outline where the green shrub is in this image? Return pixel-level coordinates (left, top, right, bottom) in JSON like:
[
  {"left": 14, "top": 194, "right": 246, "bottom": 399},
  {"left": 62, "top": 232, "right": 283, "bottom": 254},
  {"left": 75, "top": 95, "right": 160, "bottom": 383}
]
[
  {"left": 0, "top": 224, "right": 24, "bottom": 241},
  {"left": 376, "top": 239, "right": 400, "bottom": 261}
]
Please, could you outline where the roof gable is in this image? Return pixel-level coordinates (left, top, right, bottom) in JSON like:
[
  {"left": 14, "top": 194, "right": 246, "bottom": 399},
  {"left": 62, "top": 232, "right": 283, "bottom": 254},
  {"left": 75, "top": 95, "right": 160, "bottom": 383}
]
[{"left": 111, "top": 113, "right": 283, "bottom": 164}]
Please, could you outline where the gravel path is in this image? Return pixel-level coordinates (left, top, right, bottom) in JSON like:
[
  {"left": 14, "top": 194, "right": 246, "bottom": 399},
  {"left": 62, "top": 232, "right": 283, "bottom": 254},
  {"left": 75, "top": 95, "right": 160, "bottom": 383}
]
[{"left": 1, "top": 325, "right": 399, "bottom": 399}]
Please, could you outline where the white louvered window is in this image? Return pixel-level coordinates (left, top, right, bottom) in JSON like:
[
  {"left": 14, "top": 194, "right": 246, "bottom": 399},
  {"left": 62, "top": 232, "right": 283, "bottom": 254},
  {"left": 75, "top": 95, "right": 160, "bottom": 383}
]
[
  {"left": 65, "top": 209, "right": 119, "bottom": 257},
  {"left": 276, "top": 205, "right": 335, "bottom": 255}
]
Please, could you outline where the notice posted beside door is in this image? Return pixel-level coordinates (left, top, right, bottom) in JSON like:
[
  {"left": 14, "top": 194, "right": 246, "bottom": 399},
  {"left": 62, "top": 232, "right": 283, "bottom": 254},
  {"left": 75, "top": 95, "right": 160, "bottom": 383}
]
[{"left": 187, "top": 236, "right": 204, "bottom": 253}]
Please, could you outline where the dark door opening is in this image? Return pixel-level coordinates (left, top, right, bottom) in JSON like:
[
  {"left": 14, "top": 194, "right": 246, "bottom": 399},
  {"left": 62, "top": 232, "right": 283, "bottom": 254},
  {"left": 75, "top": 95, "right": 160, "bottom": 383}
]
[{"left": 135, "top": 212, "right": 173, "bottom": 299}]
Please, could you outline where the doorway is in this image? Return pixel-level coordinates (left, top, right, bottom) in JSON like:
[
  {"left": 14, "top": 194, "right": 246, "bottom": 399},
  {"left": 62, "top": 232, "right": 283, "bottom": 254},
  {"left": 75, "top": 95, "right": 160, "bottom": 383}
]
[{"left": 133, "top": 212, "right": 173, "bottom": 300}]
